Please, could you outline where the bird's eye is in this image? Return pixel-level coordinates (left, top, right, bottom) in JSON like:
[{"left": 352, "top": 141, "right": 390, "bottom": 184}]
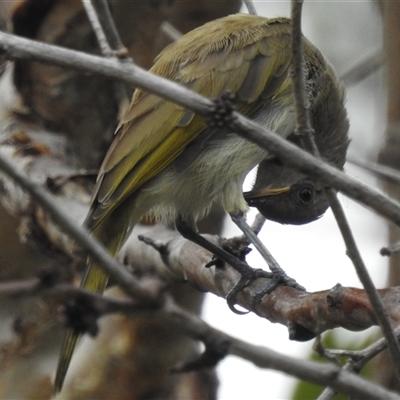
[{"left": 298, "top": 187, "right": 314, "bottom": 203}]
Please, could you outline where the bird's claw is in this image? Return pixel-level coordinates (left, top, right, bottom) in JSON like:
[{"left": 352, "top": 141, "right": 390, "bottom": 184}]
[
  {"left": 226, "top": 268, "right": 272, "bottom": 314},
  {"left": 253, "top": 270, "right": 306, "bottom": 304}
]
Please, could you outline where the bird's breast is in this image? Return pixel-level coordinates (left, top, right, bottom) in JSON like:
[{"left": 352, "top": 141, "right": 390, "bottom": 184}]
[
  {"left": 135, "top": 101, "right": 296, "bottom": 223},
  {"left": 135, "top": 134, "right": 266, "bottom": 223}
]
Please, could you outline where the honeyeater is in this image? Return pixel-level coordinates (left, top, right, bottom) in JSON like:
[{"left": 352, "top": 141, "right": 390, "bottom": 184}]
[{"left": 55, "top": 13, "right": 349, "bottom": 392}]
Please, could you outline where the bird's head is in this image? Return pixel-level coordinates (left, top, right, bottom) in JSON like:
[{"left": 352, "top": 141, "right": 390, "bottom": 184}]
[
  {"left": 245, "top": 42, "right": 349, "bottom": 226},
  {"left": 244, "top": 161, "right": 329, "bottom": 225}
]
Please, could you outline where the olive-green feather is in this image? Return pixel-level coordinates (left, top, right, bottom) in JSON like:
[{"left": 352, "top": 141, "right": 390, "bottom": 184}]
[{"left": 86, "top": 15, "right": 293, "bottom": 232}]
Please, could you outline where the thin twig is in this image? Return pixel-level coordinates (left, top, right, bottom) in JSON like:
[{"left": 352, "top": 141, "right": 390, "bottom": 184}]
[
  {"left": 2, "top": 278, "right": 160, "bottom": 314},
  {"left": 91, "top": 0, "right": 129, "bottom": 57},
  {"left": 1, "top": 32, "right": 400, "bottom": 225},
  {"left": 381, "top": 242, "right": 400, "bottom": 257},
  {"left": 349, "top": 156, "right": 400, "bottom": 186},
  {"left": 330, "top": 326, "right": 400, "bottom": 367},
  {"left": 318, "top": 326, "right": 400, "bottom": 400},
  {"left": 83, "top": 0, "right": 132, "bottom": 100},
  {"left": 290, "top": 0, "right": 320, "bottom": 156},
  {"left": 313, "top": 334, "right": 341, "bottom": 367},
  {"left": 160, "top": 21, "right": 182, "bottom": 42},
  {"left": 0, "top": 277, "right": 43, "bottom": 297},
  {"left": 82, "top": 0, "right": 113, "bottom": 57},
  {"left": 341, "top": 50, "right": 383, "bottom": 87},
  {"left": 243, "top": 0, "right": 257, "bottom": 15}
]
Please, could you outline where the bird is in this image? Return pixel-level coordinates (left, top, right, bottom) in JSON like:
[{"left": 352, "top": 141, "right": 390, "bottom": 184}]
[{"left": 55, "top": 13, "right": 349, "bottom": 391}]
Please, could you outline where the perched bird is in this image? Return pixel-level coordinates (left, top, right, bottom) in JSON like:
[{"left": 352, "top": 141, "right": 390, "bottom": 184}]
[{"left": 55, "top": 13, "right": 349, "bottom": 391}]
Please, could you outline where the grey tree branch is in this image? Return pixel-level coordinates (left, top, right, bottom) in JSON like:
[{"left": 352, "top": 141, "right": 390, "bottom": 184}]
[
  {"left": 0, "top": 31, "right": 399, "bottom": 226},
  {"left": 122, "top": 225, "right": 400, "bottom": 337},
  {"left": 163, "top": 298, "right": 400, "bottom": 400},
  {"left": 0, "top": 152, "right": 155, "bottom": 304},
  {"left": 0, "top": 270, "right": 398, "bottom": 399},
  {"left": 135, "top": 297, "right": 400, "bottom": 400},
  {"left": 1, "top": 222, "right": 400, "bottom": 342}
]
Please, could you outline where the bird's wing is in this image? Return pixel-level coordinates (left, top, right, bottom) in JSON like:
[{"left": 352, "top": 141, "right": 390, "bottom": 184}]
[{"left": 86, "top": 15, "right": 293, "bottom": 231}]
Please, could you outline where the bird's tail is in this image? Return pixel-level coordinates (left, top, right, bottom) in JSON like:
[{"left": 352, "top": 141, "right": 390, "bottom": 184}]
[
  {"left": 54, "top": 202, "right": 136, "bottom": 393},
  {"left": 54, "top": 261, "right": 108, "bottom": 392}
]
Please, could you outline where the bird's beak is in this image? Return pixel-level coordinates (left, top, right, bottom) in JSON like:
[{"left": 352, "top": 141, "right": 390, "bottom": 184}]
[{"left": 249, "top": 186, "right": 291, "bottom": 198}]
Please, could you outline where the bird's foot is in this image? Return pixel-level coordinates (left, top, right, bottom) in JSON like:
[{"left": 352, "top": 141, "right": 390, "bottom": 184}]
[
  {"left": 176, "top": 219, "right": 274, "bottom": 314},
  {"left": 203, "top": 238, "right": 270, "bottom": 314},
  {"left": 252, "top": 269, "right": 306, "bottom": 304},
  {"left": 226, "top": 267, "right": 272, "bottom": 314}
]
